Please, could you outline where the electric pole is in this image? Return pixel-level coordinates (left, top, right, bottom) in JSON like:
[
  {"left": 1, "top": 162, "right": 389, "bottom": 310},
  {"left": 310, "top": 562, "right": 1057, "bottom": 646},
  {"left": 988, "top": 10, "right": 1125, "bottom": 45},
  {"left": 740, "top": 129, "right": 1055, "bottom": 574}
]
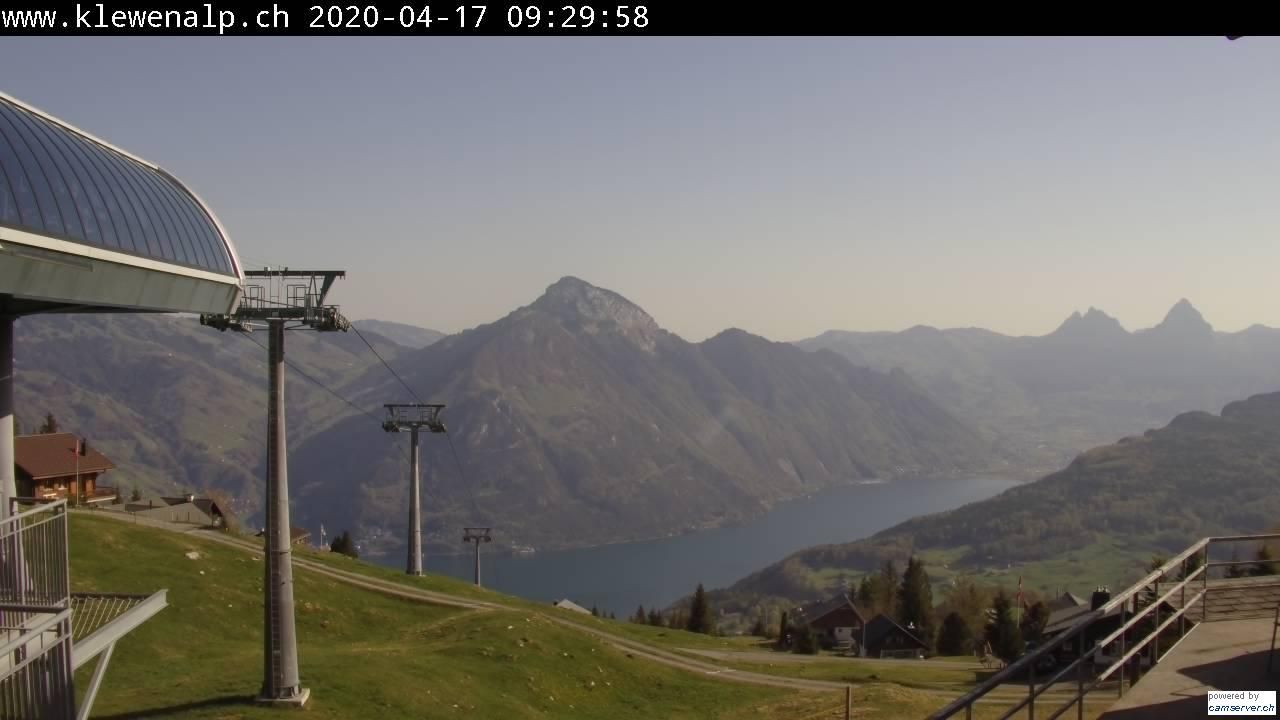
[
  {"left": 462, "top": 527, "right": 492, "bottom": 586},
  {"left": 381, "top": 404, "right": 446, "bottom": 576},
  {"left": 200, "top": 268, "right": 350, "bottom": 708}
]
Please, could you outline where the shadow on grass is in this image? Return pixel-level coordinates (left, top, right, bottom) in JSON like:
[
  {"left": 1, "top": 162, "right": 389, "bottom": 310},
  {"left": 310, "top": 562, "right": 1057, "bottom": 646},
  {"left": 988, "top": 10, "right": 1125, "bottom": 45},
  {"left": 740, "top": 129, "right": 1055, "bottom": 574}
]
[{"left": 95, "top": 694, "right": 257, "bottom": 719}]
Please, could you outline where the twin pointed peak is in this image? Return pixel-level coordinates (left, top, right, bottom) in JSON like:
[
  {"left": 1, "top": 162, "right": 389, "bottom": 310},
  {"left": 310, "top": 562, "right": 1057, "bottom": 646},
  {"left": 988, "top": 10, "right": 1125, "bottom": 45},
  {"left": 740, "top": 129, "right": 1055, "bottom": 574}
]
[
  {"left": 1052, "top": 300, "right": 1215, "bottom": 339},
  {"left": 1051, "top": 306, "right": 1127, "bottom": 339}
]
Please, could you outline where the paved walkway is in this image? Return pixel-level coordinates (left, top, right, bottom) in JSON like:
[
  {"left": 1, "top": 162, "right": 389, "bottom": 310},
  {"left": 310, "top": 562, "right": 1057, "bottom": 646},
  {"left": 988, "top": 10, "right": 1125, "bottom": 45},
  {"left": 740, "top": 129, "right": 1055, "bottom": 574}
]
[{"left": 1099, "top": 617, "right": 1279, "bottom": 720}]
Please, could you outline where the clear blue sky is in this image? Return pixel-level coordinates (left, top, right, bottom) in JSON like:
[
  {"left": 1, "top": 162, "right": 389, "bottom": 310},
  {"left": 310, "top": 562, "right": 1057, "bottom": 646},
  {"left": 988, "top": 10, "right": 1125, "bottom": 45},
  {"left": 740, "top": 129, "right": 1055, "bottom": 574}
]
[{"left": 3, "top": 37, "right": 1277, "bottom": 340}]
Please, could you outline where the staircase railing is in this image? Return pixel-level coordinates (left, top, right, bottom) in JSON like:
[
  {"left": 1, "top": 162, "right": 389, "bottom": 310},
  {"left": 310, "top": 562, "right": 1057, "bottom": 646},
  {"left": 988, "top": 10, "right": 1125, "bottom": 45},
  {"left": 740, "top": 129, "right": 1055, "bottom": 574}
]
[{"left": 926, "top": 532, "right": 1280, "bottom": 720}]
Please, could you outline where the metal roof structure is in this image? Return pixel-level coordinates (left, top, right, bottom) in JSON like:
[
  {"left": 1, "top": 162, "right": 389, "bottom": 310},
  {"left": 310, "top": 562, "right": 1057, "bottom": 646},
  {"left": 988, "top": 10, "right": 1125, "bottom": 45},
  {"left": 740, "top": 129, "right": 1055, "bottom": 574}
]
[{"left": 0, "top": 91, "right": 243, "bottom": 317}]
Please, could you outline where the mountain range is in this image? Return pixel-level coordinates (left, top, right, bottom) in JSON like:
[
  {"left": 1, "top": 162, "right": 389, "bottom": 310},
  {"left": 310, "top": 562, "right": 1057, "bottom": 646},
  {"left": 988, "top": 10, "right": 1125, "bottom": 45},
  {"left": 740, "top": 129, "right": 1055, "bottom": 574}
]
[
  {"left": 287, "top": 277, "right": 992, "bottom": 552},
  {"left": 11, "top": 313, "right": 417, "bottom": 520},
  {"left": 713, "top": 390, "right": 1280, "bottom": 614},
  {"left": 353, "top": 319, "right": 445, "bottom": 349},
  {"left": 12, "top": 277, "right": 990, "bottom": 551},
  {"left": 798, "top": 299, "right": 1280, "bottom": 470}
]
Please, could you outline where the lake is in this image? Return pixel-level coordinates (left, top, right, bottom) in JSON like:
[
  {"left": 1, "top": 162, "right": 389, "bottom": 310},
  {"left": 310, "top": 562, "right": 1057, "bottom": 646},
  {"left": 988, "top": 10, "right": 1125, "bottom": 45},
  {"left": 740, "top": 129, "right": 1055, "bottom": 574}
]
[{"left": 373, "top": 475, "right": 1021, "bottom": 616}]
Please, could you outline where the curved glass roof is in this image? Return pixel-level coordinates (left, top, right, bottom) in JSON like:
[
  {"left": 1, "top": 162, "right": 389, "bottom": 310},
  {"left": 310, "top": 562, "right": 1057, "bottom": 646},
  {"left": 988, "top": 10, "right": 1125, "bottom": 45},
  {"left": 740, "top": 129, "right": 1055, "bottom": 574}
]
[{"left": 0, "top": 94, "right": 237, "bottom": 277}]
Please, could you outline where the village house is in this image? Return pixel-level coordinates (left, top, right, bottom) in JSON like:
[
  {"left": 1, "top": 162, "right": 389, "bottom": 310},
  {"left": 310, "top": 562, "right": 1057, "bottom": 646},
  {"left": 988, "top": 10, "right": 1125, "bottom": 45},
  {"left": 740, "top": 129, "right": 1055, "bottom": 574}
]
[
  {"left": 790, "top": 591, "right": 930, "bottom": 658},
  {"left": 121, "top": 494, "right": 228, "bottom": 528},
  {"left": 791, "top": 593, "right": 868, "bottom": 653},
  {"left": 1039, "top": 587, "right": 1176, "bottom": 668},
  {"left": 257, "top": 527, "right": 312, "bottom": 545},
  {"left": 862, "top": 613, "right": 930, "bottom": 659},
  {"left": 14, "top": 433, "right": 117, "bottom": 504},
  {"left": 552, "top": 599, "right": 592, "bottom": 615}
]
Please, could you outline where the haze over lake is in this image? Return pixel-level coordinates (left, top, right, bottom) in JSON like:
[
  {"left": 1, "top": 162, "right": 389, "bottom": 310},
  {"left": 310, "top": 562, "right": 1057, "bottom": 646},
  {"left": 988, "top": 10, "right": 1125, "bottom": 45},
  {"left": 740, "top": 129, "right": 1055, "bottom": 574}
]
[{"left": 373, "top": 475, "right": 1021, "bottom": 616}]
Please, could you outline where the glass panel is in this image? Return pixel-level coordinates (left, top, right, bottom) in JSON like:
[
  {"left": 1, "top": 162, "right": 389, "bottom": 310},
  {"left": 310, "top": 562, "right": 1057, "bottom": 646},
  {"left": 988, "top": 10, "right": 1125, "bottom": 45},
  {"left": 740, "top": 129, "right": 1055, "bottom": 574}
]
[
  {"left": 150, "top": 172, "right": 212, "bottom": 269},
  {"left": 63, "top": 131, "right": 142, "bottom": 254},
  {"left": 10, "top": 108, "right": 99, "bottom": 246},
  {"left": 128, "top": 165, "right": 193, "bottom": 265},
  {"left": 118, "top": 158, "right": 186, "bottom": 264},
  {"left": 29, "top": 115, "right": 121, "bottom": 250},
  {"left": 91, "top": 142, "right": 165, "bottom": 260},
  {"left": 0, "top": 105, "right": 63, "bottom": 235},
  {"left": 177, "top": 191, "right": 231, "bottom": 273},
  {"left": 0, "top": 164, "right": 18, "bottom": 226},
  {"left": 0, "top": 130, "right": 44, "bottom": 229}
]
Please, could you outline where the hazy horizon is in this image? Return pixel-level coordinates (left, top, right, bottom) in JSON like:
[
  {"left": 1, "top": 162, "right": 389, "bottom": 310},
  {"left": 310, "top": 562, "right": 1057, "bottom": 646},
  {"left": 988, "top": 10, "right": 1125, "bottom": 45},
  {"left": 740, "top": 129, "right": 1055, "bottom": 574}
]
[{"left": 3, "top": 37, "right": 1277, "bottom": 341}]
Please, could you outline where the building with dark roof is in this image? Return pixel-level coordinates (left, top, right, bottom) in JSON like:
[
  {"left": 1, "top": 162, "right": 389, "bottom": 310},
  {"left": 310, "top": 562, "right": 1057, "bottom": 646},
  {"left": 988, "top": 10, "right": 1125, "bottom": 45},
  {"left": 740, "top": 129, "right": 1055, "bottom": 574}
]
[
  {"left": 257, "top": 526, "right": 312, "bottom": 546},
  {"left": 117, "top": 494, "right": 228, "bottom": 527},
  {"left": 1047, "top": 591, "right": 1087, "bottom": 613},
  {"left": 863, "top": 613, "right": 930, "bottom": 659},
  {"left": 791, "top": 593, "right": 868, "bottom": 652},
  {"left": 14, "top": 432, "right": 116, "bottom": 504}
]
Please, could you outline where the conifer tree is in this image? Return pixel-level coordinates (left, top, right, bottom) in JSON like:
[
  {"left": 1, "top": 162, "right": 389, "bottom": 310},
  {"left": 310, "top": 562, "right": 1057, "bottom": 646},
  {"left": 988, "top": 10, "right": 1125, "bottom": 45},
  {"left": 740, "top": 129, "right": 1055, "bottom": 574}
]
[
  {"left": 936, "top": 611, "right": 972, "bottom": 656},
  {"left": 878, "top": 560, "right": 900, "bottom": 619},
  {"left": 776, "top": 610, "right": 790, "bottom": 649},
  {"left": 1226, "top": 548, "right": 1246, "bottom": 578},
  {"left": 1251, "top": 544, "right": 1279, "bottom": 577},
  {"left": 647, "top": 609, "right": 663, "bottom": 626},
  {"left": 897, "top": 556, "right": 934, "bottom": 649},
  {"left": 686, "top": 583, "right": 714, "bottom": 635},
  {"left": 1020, "top": 601, "right": 1050, "bottom": 644},
  {"left": 38, "top": 412, "right": 58, "bottom": 434},
  {"left": 632, "top": 605, "right": 646, "bottom": 623},
  {"left": 986, "top": 590, "right": 1023, "bottom": 663},
  {"left": 856, "top": 575, "right": 876, "bottom": 611},
  {"left": 330, "top": 530, "right": 358, "bottom": 558},
  {"left": 792, "top": 622, "right": 818, "bottom": 655}
]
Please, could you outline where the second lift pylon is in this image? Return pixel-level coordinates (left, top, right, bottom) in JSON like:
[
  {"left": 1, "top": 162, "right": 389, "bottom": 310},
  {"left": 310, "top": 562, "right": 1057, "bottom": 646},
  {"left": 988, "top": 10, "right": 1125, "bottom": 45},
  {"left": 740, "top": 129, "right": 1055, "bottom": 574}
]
[{"left": 382, "top": 403, "right": 446, "bottom": 576}]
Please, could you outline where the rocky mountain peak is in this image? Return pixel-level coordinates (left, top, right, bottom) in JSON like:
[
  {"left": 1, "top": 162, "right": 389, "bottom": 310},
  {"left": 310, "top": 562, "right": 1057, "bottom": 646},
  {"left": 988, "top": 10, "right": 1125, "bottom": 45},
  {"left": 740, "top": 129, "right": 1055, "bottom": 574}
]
[
  {"left": 1049, "top": 306, "right": 1127, "bottom": 340},
  {"left": 531, "top": 276, "right": 661, "bottom": 352},
  {"left": 1155, "top": 299, "right": 1213, "bottom": 335}
]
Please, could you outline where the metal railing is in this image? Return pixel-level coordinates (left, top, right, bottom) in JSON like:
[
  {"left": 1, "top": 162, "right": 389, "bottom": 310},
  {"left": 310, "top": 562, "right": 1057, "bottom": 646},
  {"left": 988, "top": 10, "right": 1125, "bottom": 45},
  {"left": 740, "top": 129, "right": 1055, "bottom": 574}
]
[
  {"left": 1269, "top": 605, "right": 1279, "bottom": 674},
  {"left": 0, "top": 501, "right": 73, "bottom": 720},
  {"left": 0, "top": 502, "right": 69, "bottom": 610},
  {"left": 927, "top": 532, "right": 1280, "bottom": 720},
  {"left": 0, "top": 609, "right": 74, "bottom": 719}
]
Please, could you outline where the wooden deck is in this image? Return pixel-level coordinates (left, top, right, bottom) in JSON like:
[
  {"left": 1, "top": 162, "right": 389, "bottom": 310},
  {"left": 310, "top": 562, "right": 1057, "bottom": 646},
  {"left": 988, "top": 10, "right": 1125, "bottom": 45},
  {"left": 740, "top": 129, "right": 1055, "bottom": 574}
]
[{"left": 1099, "top": 577, "right": 1280, "bottom": 720}]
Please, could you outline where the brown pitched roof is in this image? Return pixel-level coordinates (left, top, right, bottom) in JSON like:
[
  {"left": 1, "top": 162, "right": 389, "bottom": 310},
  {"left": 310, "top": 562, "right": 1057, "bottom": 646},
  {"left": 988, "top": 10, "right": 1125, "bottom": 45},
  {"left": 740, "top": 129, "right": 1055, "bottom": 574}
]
[
  {"left": 864, "top": 613, "right": 929, "bottom": 650},
  {"left": 255, "top": 527, "right": 311, "bottom": 543},
  {"left": 14, "top": 433, "right": 114, "bottom": 479},
  {"left": 793, "top": 593, "right": 867, "bottom": 628}
]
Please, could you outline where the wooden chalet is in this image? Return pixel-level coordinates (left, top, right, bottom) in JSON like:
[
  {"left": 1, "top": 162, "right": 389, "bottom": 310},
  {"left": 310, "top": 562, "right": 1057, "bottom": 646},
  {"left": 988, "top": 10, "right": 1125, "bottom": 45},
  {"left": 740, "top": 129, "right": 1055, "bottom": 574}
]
[
  {"left": 14, "top": 433, "right": 117, "bottom": 504},
  {"left": 791, "top": 593, "right": 869, "bottom": 653},
  {"left": 862, "top": 613, "right": 930, "bottom": 659}
]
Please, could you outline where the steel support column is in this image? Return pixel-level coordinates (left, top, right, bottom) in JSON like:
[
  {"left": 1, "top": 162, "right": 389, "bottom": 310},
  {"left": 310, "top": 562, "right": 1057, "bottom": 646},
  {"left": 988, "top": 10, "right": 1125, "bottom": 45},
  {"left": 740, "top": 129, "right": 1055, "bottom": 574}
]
[
  {"left": 407, "top": 426, "right": 422, "bottom": 576},
  {"left": 260, "top": 319, "right": 308, "bottom": 706},
  {"left": 0, "top": 315, "right": 14, "bottom": 517}
]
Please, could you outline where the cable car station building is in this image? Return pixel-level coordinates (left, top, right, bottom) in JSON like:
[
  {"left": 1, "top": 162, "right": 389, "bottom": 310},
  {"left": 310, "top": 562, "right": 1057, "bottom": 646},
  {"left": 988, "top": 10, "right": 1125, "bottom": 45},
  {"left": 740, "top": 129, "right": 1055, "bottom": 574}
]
[{"left": 0, "top": 91, "right": 244, "bottom": 718}]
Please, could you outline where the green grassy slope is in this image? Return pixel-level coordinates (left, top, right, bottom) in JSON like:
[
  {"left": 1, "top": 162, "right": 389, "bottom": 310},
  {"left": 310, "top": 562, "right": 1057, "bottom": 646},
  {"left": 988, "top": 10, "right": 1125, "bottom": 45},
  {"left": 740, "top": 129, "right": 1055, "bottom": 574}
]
[
  {"left": 70, "top": 513, "right": 1053, "bottom": 719},
  {"left": 70, "top": 514, "right": 796, "bottom": 719}
]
